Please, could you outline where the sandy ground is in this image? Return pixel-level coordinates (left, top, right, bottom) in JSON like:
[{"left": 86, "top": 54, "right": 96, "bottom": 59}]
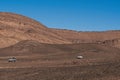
[{"left": 0, "top": 43, "right": 120, "bottom": 80}]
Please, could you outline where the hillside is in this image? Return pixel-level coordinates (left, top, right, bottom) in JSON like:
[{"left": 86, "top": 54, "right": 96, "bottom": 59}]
[
  {"left": 0, "top": 12, "right": 120, "bottom": 48},
  {"left": 0, "top": 12, "right": 71, "bottom": 48},
  {"left": 51, "top": 29, "right": 120, "bottom": 48}
]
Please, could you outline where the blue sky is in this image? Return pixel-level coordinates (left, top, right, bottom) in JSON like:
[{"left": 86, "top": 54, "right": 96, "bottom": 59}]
[{"left": 0, "top": 0, "right": 120, "bottom": 31}]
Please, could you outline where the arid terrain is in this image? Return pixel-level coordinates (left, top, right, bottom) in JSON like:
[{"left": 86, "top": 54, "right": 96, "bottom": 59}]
[{"left": 0, "top": 12, "right": 120, "bottom": 80}]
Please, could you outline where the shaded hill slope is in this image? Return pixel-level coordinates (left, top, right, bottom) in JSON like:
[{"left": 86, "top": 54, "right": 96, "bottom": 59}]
[{"left": 0, "top": 40, "right": 120, "bottom": 62}]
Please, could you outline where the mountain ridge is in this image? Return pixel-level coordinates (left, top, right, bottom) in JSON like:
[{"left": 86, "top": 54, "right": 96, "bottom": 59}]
[{"left": 0, "top": 12, "right": 120, "bottom": 48}]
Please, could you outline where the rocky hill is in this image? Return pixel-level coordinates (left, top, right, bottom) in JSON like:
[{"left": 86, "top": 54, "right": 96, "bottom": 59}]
[
  {"left": 0, "top": 12, "right": 71, "bottom": 48},
  {"left": 0, "top": 12, "right": 120, "bottom": 48},
  {"left": 51, "top": 29, "right": 120, "bottom": 48}
]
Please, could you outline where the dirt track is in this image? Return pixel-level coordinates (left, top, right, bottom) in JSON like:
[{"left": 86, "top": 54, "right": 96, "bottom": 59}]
[
  {"left": 0, "top": 42, "right": 120, "bottom": 80},
  {"left": 0, "top": 61, "right": 120, "bottom": 80}
]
